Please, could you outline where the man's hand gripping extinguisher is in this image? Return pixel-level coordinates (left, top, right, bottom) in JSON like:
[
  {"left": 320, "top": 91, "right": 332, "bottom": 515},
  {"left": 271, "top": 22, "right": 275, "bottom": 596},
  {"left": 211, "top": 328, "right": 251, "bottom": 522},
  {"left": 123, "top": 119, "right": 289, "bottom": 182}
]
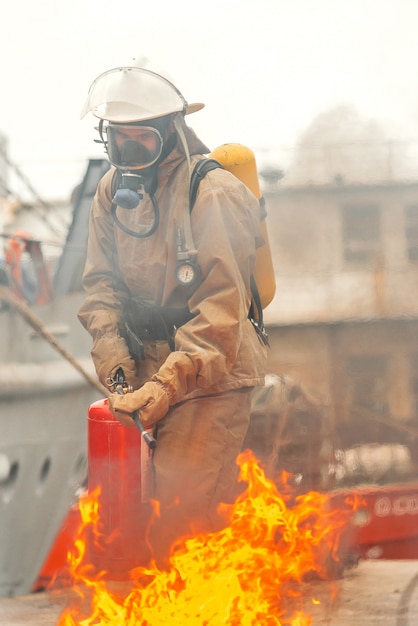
[{"left": 110, "top": 368, "right": 156, "bottom": 450}]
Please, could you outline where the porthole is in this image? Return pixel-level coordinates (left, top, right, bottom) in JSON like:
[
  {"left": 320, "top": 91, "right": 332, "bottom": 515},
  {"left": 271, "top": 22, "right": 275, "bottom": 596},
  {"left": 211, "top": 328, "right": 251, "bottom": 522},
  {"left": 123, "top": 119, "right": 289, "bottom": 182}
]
[
  {"left": 36, "top": 457, "right": 51, "bottom": 495},
  {"left": 1, "top": 460, "right": 19, "bottom": 503}
]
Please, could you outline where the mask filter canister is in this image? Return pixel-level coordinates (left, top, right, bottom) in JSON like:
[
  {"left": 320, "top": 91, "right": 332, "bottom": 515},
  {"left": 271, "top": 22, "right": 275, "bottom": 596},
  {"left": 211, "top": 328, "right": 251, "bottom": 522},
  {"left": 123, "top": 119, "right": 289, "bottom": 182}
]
[{"left": 113, "top": 173, "right": 143, "bottom": 209}]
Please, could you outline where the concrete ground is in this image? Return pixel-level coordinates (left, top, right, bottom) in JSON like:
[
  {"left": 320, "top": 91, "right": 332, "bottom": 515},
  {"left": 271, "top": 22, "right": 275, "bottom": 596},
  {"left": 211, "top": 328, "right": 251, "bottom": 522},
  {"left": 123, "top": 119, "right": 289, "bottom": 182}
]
[{"left": 1, "top": 560, "right": 417, "bottom": 625}]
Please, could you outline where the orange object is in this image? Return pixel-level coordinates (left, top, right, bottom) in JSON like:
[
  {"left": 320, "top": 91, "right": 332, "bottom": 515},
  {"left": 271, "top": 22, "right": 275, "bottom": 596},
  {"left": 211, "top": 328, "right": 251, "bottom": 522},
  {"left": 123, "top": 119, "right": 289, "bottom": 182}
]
[
  {"left": 32, "top": 504, "right": 81, "bottom": 591},
  {"left": 4, "top": 230, "right": 53, "bottom": 305}
]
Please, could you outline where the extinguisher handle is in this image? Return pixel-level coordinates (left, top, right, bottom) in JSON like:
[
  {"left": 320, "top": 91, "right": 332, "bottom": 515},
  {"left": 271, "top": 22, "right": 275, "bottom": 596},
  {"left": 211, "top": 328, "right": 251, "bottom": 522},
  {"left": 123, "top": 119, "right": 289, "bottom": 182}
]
[{"left": 132, "top": 410, "right": 157, "bottom": 450}]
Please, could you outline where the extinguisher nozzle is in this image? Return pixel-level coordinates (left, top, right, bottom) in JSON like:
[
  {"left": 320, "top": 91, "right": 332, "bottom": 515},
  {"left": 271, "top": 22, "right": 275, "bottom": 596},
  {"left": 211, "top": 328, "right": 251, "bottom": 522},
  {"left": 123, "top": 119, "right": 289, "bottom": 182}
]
[{"left": 142, "top": 431, "right": 157, "bottom": 449}]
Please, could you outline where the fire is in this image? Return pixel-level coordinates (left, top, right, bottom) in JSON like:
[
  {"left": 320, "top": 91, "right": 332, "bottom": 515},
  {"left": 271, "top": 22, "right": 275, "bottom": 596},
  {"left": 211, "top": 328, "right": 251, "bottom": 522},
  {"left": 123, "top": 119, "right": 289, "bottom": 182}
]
[{"left": 55, "top": 450, "right": 357, "bottom": 625}]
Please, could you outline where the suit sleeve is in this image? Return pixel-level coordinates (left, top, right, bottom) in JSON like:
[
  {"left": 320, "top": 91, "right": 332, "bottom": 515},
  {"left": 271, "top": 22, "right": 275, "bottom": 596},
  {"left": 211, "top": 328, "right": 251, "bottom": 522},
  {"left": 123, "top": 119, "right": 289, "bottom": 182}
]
[{"left": 77, "top": 174, "right": 139, "bottom": 388}]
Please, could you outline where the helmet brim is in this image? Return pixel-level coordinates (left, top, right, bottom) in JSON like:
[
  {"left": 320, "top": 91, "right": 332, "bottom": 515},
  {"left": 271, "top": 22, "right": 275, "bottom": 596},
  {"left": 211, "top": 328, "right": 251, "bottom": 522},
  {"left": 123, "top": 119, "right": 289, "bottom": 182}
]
[{"left": 185, "top": 103, "right": 205, "bottom": 115}]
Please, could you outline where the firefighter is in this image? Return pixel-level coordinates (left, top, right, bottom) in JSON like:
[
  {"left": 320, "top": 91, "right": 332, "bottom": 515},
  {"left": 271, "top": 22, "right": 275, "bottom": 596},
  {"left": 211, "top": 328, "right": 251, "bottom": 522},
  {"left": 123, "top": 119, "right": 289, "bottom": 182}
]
[{"left": 78, "top": 56, "right": 267, "bottom": 563}]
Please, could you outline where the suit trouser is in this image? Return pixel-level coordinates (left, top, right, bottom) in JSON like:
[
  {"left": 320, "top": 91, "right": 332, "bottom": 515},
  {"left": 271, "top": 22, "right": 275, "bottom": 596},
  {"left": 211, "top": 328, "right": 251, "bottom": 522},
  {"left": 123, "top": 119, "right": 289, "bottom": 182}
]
[
  {"left": 133, "top": 340, "right": 252, "bottom": 564},
  {"left": 149, "top": 387, "right": 252, "bottom": 565}
]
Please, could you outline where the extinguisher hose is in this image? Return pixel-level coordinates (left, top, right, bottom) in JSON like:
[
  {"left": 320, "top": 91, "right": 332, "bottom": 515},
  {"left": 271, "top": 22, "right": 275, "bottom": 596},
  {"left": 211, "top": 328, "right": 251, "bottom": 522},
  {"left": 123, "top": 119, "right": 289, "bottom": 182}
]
[{"left": 132, "top": 410, "right": 157, "bottom": 449}]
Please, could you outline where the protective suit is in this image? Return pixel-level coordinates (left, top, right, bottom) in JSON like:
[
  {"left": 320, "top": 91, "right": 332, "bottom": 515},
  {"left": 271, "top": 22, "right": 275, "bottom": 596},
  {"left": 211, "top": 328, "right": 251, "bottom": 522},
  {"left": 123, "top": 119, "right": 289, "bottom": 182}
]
[{"left": 78, "top": 60, "right": 267, "bottom": 562}]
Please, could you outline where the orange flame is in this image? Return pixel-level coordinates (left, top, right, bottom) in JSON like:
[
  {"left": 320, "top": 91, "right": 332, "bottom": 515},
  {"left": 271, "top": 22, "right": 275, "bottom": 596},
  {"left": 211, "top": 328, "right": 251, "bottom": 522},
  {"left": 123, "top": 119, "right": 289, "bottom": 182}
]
[{"left": 56, "top": 450, "right": 357, "bottom": 625}]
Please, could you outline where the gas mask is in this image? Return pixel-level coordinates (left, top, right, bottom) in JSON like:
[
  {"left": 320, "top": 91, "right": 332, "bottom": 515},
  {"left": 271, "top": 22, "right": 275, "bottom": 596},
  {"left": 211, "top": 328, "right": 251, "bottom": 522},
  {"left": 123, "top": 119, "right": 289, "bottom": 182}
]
[
  {"left": 99, "top": 121, "right": 164, "bottom": 212},
  {"left": 97, "top": 120, "right": 170, "bottom": 237},
  {"left": 106, "top": 123, "right": 164, "bottom": 171}
]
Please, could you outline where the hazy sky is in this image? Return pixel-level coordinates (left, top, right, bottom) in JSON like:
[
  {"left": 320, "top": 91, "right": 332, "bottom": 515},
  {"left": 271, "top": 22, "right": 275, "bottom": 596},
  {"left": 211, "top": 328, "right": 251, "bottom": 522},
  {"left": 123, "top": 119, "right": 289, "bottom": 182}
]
[{"left": 1, "top": 0, "right": 418, "bottom": 200}]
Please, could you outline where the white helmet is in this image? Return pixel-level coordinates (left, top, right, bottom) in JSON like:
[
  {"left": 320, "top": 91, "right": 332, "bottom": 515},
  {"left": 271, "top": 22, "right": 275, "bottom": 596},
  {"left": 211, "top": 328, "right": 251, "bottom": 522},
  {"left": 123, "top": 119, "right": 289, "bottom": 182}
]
[{"left": 81, "top": 56, "right": 204, "bottom": 123}]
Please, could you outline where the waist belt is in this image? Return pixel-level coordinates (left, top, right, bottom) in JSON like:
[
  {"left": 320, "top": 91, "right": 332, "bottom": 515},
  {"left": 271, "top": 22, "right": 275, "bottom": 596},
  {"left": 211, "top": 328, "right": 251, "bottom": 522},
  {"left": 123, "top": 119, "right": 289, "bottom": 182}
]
[{"left": 120, "top": 296, "right": 195, "bottom": 359}]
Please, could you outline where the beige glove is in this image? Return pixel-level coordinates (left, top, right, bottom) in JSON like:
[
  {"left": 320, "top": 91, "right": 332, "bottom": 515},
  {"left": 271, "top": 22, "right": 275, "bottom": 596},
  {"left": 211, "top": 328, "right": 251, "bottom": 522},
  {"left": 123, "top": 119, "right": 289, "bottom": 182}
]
[
  {"left": 91, "top": 334, "right": 141, "bottom": 390},
  {"left": 108, "top": 380, "right": 170, "bottom": 428}
]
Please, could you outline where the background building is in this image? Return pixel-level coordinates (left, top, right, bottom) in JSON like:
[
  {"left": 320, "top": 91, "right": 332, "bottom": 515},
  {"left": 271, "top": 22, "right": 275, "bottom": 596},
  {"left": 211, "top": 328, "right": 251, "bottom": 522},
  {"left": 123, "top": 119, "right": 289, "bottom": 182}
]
[{"left": 262, "top": 162, "right": 418, "bottom": 481}]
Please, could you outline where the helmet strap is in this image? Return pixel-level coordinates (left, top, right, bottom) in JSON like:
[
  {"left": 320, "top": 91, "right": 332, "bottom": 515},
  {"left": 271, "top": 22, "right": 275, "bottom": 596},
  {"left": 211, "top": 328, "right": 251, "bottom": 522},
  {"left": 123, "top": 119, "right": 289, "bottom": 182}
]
[
  {"left": 173, "top": 113, "right": 191, "bottom": 172},
  {"left": 173, "top": 113, "right": 197, "bottom": 264}
]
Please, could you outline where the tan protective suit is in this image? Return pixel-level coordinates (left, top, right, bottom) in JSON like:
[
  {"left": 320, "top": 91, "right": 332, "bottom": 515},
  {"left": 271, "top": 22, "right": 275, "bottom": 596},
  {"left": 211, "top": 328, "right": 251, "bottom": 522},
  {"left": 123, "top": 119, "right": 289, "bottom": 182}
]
[{"left": 78, "top": 124, "right": 267, "bottom": 562}]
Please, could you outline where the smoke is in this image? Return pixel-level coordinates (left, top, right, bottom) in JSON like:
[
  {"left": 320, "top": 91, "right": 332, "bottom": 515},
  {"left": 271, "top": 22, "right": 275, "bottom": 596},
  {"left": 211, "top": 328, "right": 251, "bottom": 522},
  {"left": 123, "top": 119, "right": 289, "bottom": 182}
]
[{"left": 284, "top": 104, "right": 418, "bottom": 186}]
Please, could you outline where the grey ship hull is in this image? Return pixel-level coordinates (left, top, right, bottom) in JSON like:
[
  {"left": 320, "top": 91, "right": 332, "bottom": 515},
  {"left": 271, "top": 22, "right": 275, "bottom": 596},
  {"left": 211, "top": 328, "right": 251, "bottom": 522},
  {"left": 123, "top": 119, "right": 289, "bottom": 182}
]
[
  {"left": 0, "top": 292, "right": 102, "bottom": 597},
  {"left": 0, "top": 159, "right": 110, "bottom": 597}
]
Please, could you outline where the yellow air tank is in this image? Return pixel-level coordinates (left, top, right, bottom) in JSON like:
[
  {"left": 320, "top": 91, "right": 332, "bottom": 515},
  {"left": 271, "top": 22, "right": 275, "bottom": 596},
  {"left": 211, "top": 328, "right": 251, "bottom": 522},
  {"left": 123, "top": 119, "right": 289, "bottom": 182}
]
[{"left": 209, "top": 143, "right": 276, "bottom": 308}]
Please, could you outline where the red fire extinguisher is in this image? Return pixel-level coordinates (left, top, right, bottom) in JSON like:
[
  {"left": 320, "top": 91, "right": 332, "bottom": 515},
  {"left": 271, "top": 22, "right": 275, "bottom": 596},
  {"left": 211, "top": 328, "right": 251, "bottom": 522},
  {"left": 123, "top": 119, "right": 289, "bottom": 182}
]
[{"left": 87, "top": 398, "right": 153, "bottom": 578}]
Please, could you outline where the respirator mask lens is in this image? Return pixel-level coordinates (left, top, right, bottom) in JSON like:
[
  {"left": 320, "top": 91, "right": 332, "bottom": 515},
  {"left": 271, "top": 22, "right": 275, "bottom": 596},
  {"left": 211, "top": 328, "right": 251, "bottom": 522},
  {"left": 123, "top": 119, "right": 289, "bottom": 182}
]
[{"left": 106, "top": 124, "right": 163, "bottom": 170}]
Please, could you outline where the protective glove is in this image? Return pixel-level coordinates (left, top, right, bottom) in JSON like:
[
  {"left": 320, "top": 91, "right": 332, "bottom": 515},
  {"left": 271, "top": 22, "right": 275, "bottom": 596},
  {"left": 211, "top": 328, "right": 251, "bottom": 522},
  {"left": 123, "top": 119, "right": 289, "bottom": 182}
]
[
  {"left": 108, "top": 380, "right": 170, "bottom": 428},
  {"left": 91, "top": 334, "right": 141, "bottom": 390}
]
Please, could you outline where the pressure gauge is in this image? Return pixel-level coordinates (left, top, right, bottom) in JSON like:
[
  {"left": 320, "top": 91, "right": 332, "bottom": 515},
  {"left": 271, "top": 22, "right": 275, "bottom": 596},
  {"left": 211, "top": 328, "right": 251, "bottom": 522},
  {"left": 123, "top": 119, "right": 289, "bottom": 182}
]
[{"left": 175, "top": 261, "right": 200, "bottom": 286}]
